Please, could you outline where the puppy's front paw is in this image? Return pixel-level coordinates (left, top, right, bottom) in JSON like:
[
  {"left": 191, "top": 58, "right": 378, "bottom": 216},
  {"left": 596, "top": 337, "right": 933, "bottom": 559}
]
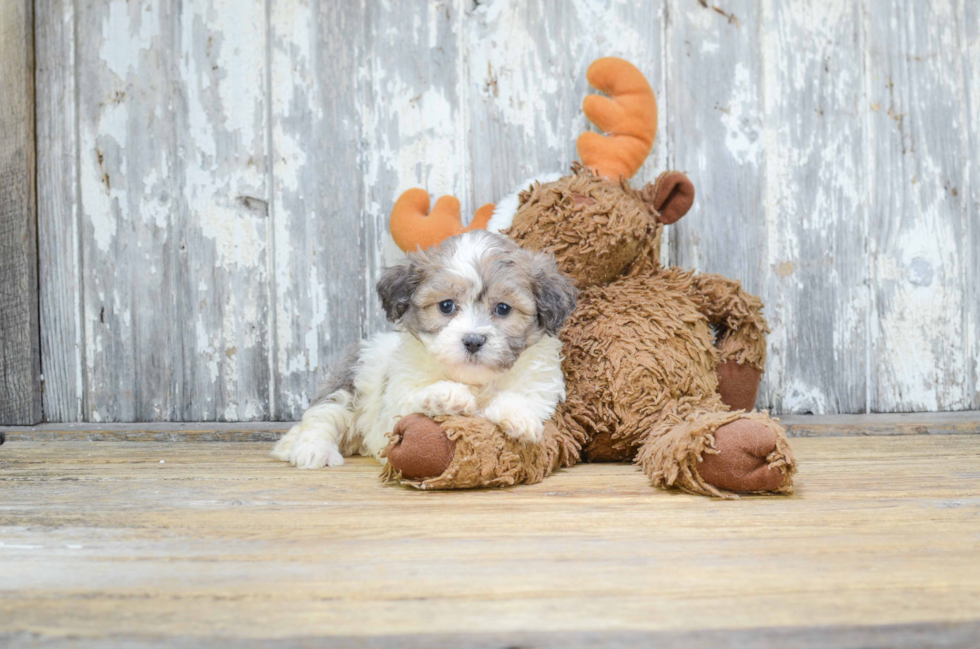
[
  {"left": 483, "top": 396, "right": 545, "bottom": 444},
  {"left": 419, "top": 382, "right": 478, "bottom": 417},
  {"left": 289, "top": 437, "right": 345, "bottom": 469}
]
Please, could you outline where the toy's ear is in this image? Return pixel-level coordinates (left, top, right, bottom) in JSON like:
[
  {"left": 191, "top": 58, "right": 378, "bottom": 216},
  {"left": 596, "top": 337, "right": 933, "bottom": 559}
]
[
  {"left": 389, "top": 189, "right": 494, "bottom": 252},
  {"left": 577, "top": 57, "right": 657, "bottom": 181},
  {"left": 641, "top": 171, "right": 695, "bottom": 224}
]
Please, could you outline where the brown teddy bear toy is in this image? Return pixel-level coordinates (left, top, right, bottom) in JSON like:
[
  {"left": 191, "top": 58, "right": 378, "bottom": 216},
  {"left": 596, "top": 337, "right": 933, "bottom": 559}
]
[{"left": 381, "top": 58, "right": 796, "bottom": 498}]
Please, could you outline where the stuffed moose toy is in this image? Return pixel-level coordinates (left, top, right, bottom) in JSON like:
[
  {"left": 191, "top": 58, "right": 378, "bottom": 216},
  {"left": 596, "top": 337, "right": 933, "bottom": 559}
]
[{"left": 381, "top": 58, "right": 796, "bottom": 498}]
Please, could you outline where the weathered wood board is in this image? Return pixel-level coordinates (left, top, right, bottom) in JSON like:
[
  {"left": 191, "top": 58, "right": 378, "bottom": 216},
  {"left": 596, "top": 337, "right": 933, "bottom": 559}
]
[
  {"left": 865, "top": 0, "right": 973, "bottom": 413},
  {"left": 35, "top": 0, "right": 82, "bottom": 422},
  {"left": 1, "top": 436, "right": 980, "bottom": 646},
  {"left": 0, "top": 0, "right": 41, "bottom": 425},
  {"left": 3, "top": 411, "right": 979, "bottom": 442},
  {"left": 968, "top": 0, "right": 980, "bottom": 415},
  {"left": 32, "top": 0, "right": 980, "bottom": 421},
  {"left": 758, "top": 0, "right": 869, "bottom": 414}
]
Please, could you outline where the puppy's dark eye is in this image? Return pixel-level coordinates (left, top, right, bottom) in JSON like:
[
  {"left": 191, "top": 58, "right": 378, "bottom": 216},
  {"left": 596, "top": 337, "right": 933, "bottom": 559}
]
[
  {"left": 494, "top": 303, "right": 512, "bottom": 317},
  {"left": 438, "top": 300, "right": 456, "bottom": 315}
]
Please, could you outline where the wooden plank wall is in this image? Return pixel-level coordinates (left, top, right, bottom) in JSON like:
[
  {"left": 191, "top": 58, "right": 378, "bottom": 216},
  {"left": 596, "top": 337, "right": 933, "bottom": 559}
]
[
  {"left": 31, "top": 0, "right": 980, "bottom": 422},
  {"left": 0, "top": 0, "right": 42, "bottom": 425}
]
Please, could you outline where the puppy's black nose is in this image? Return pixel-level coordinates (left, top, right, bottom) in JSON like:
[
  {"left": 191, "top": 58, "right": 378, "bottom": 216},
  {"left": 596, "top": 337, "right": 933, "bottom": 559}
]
[{"left": 462, "top": 334, "right": 486, "bottom": 353}]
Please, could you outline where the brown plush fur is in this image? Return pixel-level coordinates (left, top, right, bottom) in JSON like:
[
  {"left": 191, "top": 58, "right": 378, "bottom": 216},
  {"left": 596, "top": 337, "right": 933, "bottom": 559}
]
[
  {"left": 559, "top": 271, "right": 727, "bottom": 462},
  {"left": 507, "top": 165, "right": 656, "bottom": 288},
  {"left": 384, "top": 167, "right": 797, "bottom": 498}
]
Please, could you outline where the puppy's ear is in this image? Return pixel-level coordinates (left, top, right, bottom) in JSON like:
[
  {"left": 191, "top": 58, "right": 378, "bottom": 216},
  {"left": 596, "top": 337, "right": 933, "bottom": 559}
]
[
  {"left": 530, "top": 253, "right": 578, "bottom": 335},
  {"left": 376, "top": 255, "right": 422, "bottom": 323}
]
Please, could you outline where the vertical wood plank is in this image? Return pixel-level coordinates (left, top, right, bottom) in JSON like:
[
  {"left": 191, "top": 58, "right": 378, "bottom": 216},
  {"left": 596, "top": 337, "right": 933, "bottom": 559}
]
[
  {"left": 0, "top": 0, "right": 41, "bottom": 425},
  {"left": 36, "top": 0, "right": 83, "bottom": 422},
  {"left": 269, "top": 0, "right": 369, "bottom": 419},
  {"left": 173, "top": 0, "right": 271, "bottom": 420},
  {"left": 75, "top": 0, "right": 180, "bottom": 421},
  {"left": 67, "top": 0, "right": 273, "bottom": 422},
  {"left": 463, "top": 0, "right": 667, "bottom": 216},
  {"left": 964, "top": 1, "right": 980, "bottom": 409},
  {"left": 269, "top": 0, "right": 320, "bottom": 419},
  {"left": 865, "top": 0, "right": 971, "bottom": 412},
  {"left": 759, "top": 0, "right": 869, "bottom": 414}
]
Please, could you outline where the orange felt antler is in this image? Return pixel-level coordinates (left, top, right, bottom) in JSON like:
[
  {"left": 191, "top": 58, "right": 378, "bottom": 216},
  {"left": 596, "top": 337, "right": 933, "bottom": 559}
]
[
  {"left": 577, "top": 57, "right": 658, "bottom": 181},
  {"left": 389, "top": 188, "right": 494, "bottom": 252}
]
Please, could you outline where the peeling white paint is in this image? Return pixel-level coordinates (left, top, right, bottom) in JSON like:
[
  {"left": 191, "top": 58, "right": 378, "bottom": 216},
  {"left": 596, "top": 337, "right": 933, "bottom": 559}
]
[
  {"left": 721, "top": 63, "right": 762, "bottom": 165},
  {"left": 80, "top": 100, "right": 128, "bottom": 253},
  {"left": 465, "top": 3, "right": 563, "bottom": 154},
  {"left": 196, "top": 318, "right": 219, "bottom": 383},
  {"left": 100, "top": 0, "right": 159, "bottom": 80},
  {"left": 781, "top": 378, "right": 829, "bottom": 414}
]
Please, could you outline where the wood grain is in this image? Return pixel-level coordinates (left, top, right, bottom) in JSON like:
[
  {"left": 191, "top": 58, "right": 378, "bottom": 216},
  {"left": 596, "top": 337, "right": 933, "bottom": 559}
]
[
  {"left": 73, "top": 0, "right": 179, "bottom": 421},
  {"left": 778, "top": 410, "right": 980, "bottom": 437},
  {"left": 2, "top": 412, "right": 978, "bottom": 442},
  {"left": 0, "top": 0, "right": 41, "bottom": 425},
  {"left": 173, "top": 0, "right": 273, "bottom": 421},
  {"left": 760, "top": 0, "right": 869, "bottom": 414},
  {"left": 865, "top": 0, "right": 972, "bottom": 412},
  {"left": 269, "top": 0, "right": 366, "bottom": 419},
  {"left": 1, "top": 436, "right": 979, "bottom": 644},
  {"left": 965, "top": 2, "right": 980, "bottom": 411},
  {"left": 2, "top": 624, "right": 979, "bottom": 649},
  {"left": 36, "top": 0, "right": 84, "bottom": 422}
]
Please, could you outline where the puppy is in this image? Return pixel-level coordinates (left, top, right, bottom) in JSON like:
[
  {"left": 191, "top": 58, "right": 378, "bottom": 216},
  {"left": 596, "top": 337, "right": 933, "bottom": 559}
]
[{"left": 271, "top": 229, "right": 578, "bottom": 469}]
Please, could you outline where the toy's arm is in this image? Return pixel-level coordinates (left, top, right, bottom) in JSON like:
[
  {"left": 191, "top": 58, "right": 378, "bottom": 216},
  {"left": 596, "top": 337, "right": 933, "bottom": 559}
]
[{"left": 687, "top": 274, "right": 769, "bottom": 372}]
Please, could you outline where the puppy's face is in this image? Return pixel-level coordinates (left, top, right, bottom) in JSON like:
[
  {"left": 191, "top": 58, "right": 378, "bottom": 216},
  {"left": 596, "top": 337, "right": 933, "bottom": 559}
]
[{"left": 377, "top": 230, "right": 577, "bottom": 386}]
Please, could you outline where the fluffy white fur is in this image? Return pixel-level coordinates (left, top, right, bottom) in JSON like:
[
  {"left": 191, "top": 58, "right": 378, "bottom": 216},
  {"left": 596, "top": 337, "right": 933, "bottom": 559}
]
[{"left": 271, "top": 332, "right": 565, "bottom": 469}]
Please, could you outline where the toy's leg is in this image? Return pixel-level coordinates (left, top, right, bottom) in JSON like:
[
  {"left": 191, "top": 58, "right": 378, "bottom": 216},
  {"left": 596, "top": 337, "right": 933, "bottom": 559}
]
[
  {"left": 382, "top": 411, "right": 583, "bottom": 489},
  {"left": 634, "top": 405, "right": 796, "bottom": 498},
  {"left": 684, "top": 273, "right": 769, "bottom": 411}
]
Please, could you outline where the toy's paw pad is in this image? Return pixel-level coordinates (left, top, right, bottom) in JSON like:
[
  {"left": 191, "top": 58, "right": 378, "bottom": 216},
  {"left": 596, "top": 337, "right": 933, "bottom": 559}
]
[
  {"left": 386, "top": 414, "right": 455, "bottom": 480},
  {"left": 483, "top": 398, "right": 545, "bottom": 444},
  {"left": 716, "top": 360, "right": 763, "bottom": 412},
  {"left": 289, "top": 436, "right": 345, "bottom": 469},
  {"left": 420, "top": 382, "right": 478, "bottom": 417},
  {"left": 699, "top": 419, "right": 785, "bottom": 492}
]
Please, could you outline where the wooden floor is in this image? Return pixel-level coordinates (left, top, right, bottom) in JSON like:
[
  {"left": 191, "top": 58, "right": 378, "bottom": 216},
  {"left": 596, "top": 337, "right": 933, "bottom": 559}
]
[{"left": 2, "top": 434, "right": 980, "bottom": 647}]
